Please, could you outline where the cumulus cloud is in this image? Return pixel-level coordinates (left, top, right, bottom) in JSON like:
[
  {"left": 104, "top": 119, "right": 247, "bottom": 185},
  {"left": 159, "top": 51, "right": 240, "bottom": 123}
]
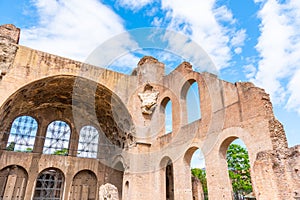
[
  {"left": 214, "top": 5, "right": 236, "bottom": 23},
  {"left": 85, "top": 30, "right": 140, "bottom": 71},
  {"left": 20, "top": 0, "right": 137, "bottom": 64},
  {"left": 117, "top": 0, "right": 155, "bottom": 11},
  {"left": 252, "top": 0, "right": 300, "bottom": 111},
  {"left": 231, "top": 29, "right": 246, "bottom": 47},
  {"left": 162, "top": 30, "right": 217, "bottom": 73},
  {"left": 231, "top": 29, "right": 246, "bottom": 54},
  {"left": 286, "top": 68, "right": 300, "bottom": 114},
  {"left": 243, "top": 64, "right": 257, "bottom": 79},
  {"left": 158, "top": 0, "right": 244, "bottom": 71},
  {"left": 152, "top": 17, "right": 163, "bottom": 26},
  {"left": 234, "top": 47, "right": 242, "bottom": 54}
]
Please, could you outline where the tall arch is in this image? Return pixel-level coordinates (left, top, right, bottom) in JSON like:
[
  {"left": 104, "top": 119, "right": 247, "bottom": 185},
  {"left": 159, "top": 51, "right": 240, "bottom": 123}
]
[
  {"left": 0, "top": 75, "right": 136, "bottom": 152},
  {"left": 0, "top": 165, "right": 28, "bottom": 200},
  {"left": 70, "top": 170, "right": 97, "bottom": 200},
  {"left": 43, "top": 120, "right": 71, "bottom": 155},
  {"left": 160, "top": 157, "right": 174, "bottom": 200},
  {"left": 6, "top": 115, "right": 38, "bottom": 152},
  {"left": 33, "top": 168, "right": 64, "bottom": 200},
  {"left": 161, "top": 97, "right": 172, "bottom": 134},
  {"left": 166, "top": 162, "right": 174, "bottom": 200},
  {"left": 181, "top": 79, "right": 201, "bottom": 124},
  {"left": 77, "top": 125, "right": 99, "bottom": 158},
  {"left": 185, "top": 147, "right": 207, "bottom": 200},
  {"left": 219, "top": 137, "right": 253, "bottom": 199}
]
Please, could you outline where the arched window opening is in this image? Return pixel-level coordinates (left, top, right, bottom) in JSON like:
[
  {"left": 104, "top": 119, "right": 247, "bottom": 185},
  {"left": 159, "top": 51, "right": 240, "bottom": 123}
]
[
  {"left": 223, "top": 138, "right": 253, "bottom": 200},
  {"left": 33, "top": 168, "right": 64, "bottom": 200},
  {"left": 188, "top": 148, "right": 207, "bottom": 200},
  {"left": 70, "top": 170, "right": 97, "bottom": 200},
  {"left": 161, "top": 97, "right": 172, "bottom": 134},
  {"left": 166, "top": 161, "right": 174, "bottom": 200},
  {"left": 43, "top": 120, "right": 71, "bottom": 155},
  {"left": 186, "top": 82, "right": 201, "bottom": 123},
  {"left": 77, "top": 125, "right": 99, "bottom": 158},
  {"left": 6, "top": 116, "right": 38, "bottom": 152},
  {"left": 181, "top": 80, "right": 201, "bottom": 125},
  {"left": 0, "top": 165, "right": 28, "bottom": 200},
  {"left": 165, "top": 101, "right": 172, "bottom": 134}
]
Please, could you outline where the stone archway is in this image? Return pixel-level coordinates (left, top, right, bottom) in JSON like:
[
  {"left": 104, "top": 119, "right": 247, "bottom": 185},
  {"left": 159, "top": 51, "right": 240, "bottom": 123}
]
[
  {"left": 166, "top": 162, "right": 174, "bottom": 200},
  {"left": 0, "top": 75, "right": 136, "bottom": 155},
  {"left": 33, "top": 168, "right": 64, "bottom": 200},
  {"left": 160, "top": 157, "right": 174, "bottom": 200},
  {"left": 184, "top": 146, "right": 206, "bottom": 200},
  {"left": 70, "top": 170, "right": 97, "bottom": 200},
  {"left": 0, "top": 165, "right": 28, "bottom": 200}
]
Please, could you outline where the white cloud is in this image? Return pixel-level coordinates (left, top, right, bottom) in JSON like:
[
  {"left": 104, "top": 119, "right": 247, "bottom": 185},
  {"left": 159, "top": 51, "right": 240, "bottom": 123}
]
[
  {"left": 146, "top": 6, "right": 159, "bottom": 16},
  {"left": 286, "top": 68, "right": 300, "bottom": 114},
  {"left": 159, "top": 0, "right": 241, "bottom": 70},
  {"left": 20, "top": 0, "right": 133, "bottom": 63},
  {"left": 85, "top": 31, "right": 140, "bottom": 70},
  {"left": 231, "top": 29, "right": 246, "bottom": 47},
  {"left": 162, "top": 30, "right": 218, "bottom": 73},
  {"left": 190, "top": 149, "right": 205, "bottom": 169},
  {"left": 151, "top": 17, "right": 163, "bottom": 26},
  {"left": 252, "top": 0, "right": 300, "bottom": 110},
  {"left": 214, "top": 5, "right": 236, "bottom": 23},
  {"left": 234, "top": 47, "right": 242, "bottom": 54},
  {"left": 117, "top": 0, "right": 155, "bottom": 11},
  {"left": 243, "top": 64, "right": 256, "bottom": 79},
  {"left": 107, "top": 53, "right": 140, "bottom": 73}
]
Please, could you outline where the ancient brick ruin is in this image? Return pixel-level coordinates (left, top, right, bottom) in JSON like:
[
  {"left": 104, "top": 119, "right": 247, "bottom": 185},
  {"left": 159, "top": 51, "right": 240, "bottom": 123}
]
[{"left": 0, "top": 24, "right": 299, "bottom": 200}]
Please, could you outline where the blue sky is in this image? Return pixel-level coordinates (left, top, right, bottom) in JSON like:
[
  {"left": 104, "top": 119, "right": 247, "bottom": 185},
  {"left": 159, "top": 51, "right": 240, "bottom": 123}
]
[{"left": 1, "top": 0, "right": 300, "bottom": 167}]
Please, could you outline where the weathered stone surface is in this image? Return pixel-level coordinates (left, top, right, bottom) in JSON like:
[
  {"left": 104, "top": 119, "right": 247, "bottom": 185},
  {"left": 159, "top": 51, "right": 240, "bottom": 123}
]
[
  {"left": 99, "top": 183, "right": 119, "bottom": 200},
  {"left": 0, "top": 24, "right": 20, "bottom": 43},
  {"left": 137, "top": 56, "right": 159, "bottom": 66},
  {"left": 269, "top": 118, "right": 288, "bottom": 150},
  {"left": 138, "top": 83, "right": 159, "bottom": 115},
  {"left": 0, "top": 24, "right": 20, "bottom": 79},
  {"left": 192, "top": 175, "right": 204, "bottom": 200},
  {"left": 0, "top": 24, "right": 298, "bottom": 200},
  {"left": 254, "top": 145, "right": 300, "bottom": 200}
]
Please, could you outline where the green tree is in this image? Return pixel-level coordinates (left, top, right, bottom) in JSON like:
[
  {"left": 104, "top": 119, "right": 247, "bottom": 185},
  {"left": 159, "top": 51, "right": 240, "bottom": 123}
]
[
  {"left": 24, "top": 147, "right": 33, "bottom": 152},
  {"left": 191, "top": 168, "right": 208, "bottom": 199},
  {"left": 6, "top": 142, "right": 15, "bottom": 151},
  {"left": 53, "top": 148, "right": 68, "bottom": 156},
  {"left": 226, "top": 144, "right": 252, "bottom": 199}
]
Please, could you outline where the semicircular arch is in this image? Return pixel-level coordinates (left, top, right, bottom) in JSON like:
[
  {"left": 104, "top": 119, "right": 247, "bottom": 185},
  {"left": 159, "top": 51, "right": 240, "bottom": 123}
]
[{"left": 0, "top": 75, "right": 136, "bottom": 150}]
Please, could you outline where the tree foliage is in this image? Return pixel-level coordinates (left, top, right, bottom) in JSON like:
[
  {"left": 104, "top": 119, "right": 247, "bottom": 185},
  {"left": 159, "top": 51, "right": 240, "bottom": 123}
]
[
  {"left": 53, "top": 148, "right": 68, "bottom": 156},
  {"left": 190, "top": 144, "right": 252, "bottom": 199},
  {"left": 191, "top": 168, "right": 208, "bottom": 198},
  {"left": 6, "top": 142, "right": 15, "bottom": 151},
  {"left": 226, "top": 144, "right": 252, "bottom": 197},
  {"left": 6, "top": 142, "right": 33, "bottom": 152}
]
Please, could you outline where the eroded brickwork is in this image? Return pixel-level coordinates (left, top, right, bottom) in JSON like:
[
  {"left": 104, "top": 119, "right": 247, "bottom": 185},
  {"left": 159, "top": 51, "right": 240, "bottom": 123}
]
[
  {"left": 254, "top": 145, "right": 300, "bottom": 200},
  {"left": 0, "top": 24, "right": 19, "bottom": 79}
]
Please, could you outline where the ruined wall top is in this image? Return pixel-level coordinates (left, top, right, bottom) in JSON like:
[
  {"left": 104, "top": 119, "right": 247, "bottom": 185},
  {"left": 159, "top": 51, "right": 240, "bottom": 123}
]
[
  {"left": 0, "top": 24, "right": 20, "bottom": 44},
  {"left": 134, "top": 56, "right": 165, "bottom": 84},
  {"left": 0, "top": 24, "right": 20, "bottom": 79}
]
